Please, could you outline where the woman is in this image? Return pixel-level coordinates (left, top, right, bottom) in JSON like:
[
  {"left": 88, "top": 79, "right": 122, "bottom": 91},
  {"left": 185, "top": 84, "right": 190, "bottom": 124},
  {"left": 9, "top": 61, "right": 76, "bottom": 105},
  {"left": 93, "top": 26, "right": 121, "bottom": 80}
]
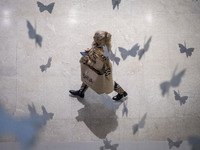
[{"left": 69, "top": 31, "right": 127, "bottom": 101}]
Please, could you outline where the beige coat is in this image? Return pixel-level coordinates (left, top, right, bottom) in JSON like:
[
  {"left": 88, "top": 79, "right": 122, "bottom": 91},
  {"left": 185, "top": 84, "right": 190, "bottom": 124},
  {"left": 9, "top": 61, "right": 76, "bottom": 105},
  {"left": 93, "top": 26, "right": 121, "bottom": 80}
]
[{"left": 80, "top": 47, "right": 114, "bottom": 94}]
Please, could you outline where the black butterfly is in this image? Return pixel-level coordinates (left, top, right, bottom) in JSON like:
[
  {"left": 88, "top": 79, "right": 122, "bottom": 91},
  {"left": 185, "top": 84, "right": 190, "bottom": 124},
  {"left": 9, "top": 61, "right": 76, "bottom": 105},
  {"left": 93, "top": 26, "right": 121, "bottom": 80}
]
[
  {"left": 118, "top": 43, "right": 140, "bottom": 60},
  {"left": 174, "top": 90, "right": 188, "bottom": 105},
  {"left": 40, "top": 57, "right": 52, "bottom": 72},
  {"left": 133, "top": 113, "right": 147, "bottom": 134},
  {"left": 160, "top": 67, "right": 186, "bottom": 96},
  {"left": 167, "top": 138, "right": 183, "bottom": 149},
  {"left": 109, "top": 50, "right": 120, "bottom": 65},
  {"left": 37, "top": 1, "right": 55, "bottom": 14},
  {"left": 178, "top": 42, "right": 194, "bottom": 58},
  {"left": 27, "top": 20, "right": 42, "bottom": 47},
  {"left": 112, "top": 0, "right": 121, "bottom": 10},
  {"left": 138, "top": 36, "right": 152, "bottom": 60}
]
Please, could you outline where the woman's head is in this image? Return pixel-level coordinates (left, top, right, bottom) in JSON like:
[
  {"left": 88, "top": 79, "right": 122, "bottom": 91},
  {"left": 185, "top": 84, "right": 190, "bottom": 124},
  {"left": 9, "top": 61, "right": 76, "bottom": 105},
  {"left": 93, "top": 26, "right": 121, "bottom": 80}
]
[{"left": 93, "top": 31, "right": 112, "bottom": 51}]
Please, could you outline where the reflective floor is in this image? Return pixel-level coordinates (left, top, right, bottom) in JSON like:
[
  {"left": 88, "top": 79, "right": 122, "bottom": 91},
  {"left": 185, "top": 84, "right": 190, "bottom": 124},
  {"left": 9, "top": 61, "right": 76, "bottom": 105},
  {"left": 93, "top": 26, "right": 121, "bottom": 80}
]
[{"left": 0, "top": 0, "right": 200, "bottom": 150}]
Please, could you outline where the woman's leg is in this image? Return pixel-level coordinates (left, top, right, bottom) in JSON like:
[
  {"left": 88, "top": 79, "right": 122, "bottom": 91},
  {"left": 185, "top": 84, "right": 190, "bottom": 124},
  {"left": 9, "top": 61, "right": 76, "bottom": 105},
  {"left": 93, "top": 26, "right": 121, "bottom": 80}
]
[
  {"left": 69, "top": 83, "right": 88, "bottom": 98},
  {"left": 113, "top": 81, "right": 128, "bottom": 100}
]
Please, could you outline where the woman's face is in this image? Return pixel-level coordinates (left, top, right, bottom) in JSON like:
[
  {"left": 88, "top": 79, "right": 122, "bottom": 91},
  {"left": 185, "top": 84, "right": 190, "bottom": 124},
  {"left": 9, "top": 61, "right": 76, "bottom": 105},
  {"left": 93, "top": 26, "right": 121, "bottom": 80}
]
[{"left": 93, "top": 34, "right": 101, "bottom": 44}]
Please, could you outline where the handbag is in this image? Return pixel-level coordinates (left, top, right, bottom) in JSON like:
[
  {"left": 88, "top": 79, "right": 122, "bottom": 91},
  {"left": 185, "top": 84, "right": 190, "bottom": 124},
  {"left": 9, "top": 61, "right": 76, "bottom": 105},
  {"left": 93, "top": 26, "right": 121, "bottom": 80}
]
[{"left": 80, "top": 63, "right": 114, "bottom": 94}]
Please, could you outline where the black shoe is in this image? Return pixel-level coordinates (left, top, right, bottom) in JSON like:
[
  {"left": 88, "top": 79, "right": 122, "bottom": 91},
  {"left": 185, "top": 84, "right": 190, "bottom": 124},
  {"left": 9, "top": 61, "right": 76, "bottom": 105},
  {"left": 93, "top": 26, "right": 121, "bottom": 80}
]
[
  {"left": 113, "top": 92, "right": 127, "bottom": 101},
  {"left": 69, "top": 90, "right": 84, "bottom": 98}
]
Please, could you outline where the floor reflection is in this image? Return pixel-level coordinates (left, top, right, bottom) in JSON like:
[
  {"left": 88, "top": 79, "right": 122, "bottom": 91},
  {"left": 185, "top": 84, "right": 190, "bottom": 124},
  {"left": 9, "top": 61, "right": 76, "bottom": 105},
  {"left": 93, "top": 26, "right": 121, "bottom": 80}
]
[{"left": 0, "top": 104, "right": 54, "bottom": 150}]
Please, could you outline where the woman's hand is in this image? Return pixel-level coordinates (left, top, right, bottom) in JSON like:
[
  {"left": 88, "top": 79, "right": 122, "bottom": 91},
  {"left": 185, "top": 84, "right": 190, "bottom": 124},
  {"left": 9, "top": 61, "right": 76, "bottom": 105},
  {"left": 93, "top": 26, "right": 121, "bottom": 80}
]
[
  {"left": 84, "top": 48, "right": 90, "bottom": 53},
  {"left": 79, "top": 55, "right": 89, "bottom": 64}
]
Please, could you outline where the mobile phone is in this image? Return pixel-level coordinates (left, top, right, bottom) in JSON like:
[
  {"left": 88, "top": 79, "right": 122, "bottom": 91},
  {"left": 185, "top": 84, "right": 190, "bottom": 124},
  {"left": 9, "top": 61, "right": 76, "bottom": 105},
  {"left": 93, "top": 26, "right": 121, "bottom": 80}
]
[{"left": 80, "top": 52, "right": 88, "bottom": 56}]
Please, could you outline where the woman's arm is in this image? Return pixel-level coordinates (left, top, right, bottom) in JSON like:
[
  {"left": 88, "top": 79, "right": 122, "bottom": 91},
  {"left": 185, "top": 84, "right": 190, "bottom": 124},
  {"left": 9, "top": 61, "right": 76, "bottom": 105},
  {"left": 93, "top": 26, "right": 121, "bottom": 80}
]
[{"left": 87, "top": 57, "right": 104, "bottom": 71}]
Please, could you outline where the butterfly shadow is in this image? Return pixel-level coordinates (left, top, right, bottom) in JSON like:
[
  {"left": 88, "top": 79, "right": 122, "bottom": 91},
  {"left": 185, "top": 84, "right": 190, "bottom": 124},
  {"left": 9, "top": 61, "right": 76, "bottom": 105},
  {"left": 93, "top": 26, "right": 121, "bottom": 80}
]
[
  {"left": 37, "top": 1, "right": 55, "bottom": 14},
  {"left": 40, "top": 57, "right": 52, "bottom": 72},
  {"left": 27, "top": 20, "right": 43, "bottom": 47},
  {"left": 100, "top": 138, "right": 119, "bottom": 150},
  {"left": 138, "top": 36, "right": 152, "bottom": 60},
  {"left": 122, "top": 100, "right": 128, "bottom": 117},
  {"left": 104, "top": 46, "right": 120, "bottom": 65},
  {"left": 74, "top": 94, "right": 119, "bottom": 139},
  {"left": 173, "top": 90, "right": 188, "bottom": 105},
  {"left": 178, "top": 42, "right": 195, "bottom": 58},
  {"left": 0, "top": 104, "right": 54, "bottom": 150},
  {"left": 112, "top": 0, "right": 121, "bottom": 10},
  {"left": 160, "top": 66, "right": 186, "bottom": 96},
  {"left": 167, "top": 138, "right": 183, "bottom": 149},
  {"left": 132, "top": 113, "right": 147, "bottom": 135},
  {"left": 109, "top": 50, "right": 120, "bottom": 65},
  {"left": 118, "top": 43, "right": 140, "bottom": 61}
]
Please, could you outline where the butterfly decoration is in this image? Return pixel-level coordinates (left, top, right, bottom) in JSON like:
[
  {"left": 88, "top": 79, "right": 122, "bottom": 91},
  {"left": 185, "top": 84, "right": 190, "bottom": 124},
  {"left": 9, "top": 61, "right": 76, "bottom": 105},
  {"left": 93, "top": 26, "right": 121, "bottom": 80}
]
[
  {"left": 40, "top": 57, "right": 52, "bottom": 72},
  {"left": 174, "top": 90, "right": 188, "bottom": 105},
  {"left": 178, "top": 42, "right": 194, "bottom": 58},
  {"left": 118, "top": 43, "right": 140, "bottom": 60},
  {"left": 167, "top": 138, "right": 183, "bottom": 149},
  {"left": 37, "top": 1, "right": 55, "bottom": 14},
  {"left": 0, "top": 104, "right": 54, "bottom": 150},
  {"left": 138, "top": 36, "right": 152, "bottom": 60},
  {"left": 133, "top": 113, "right": 147, "bottom": 134},
  {"left": 122, "top": 101, "right": 128, "bottom": 117},
  {"left": 27, "top": 20, "right": 42, "bottom": 47},
  {"left": 112, "top": 0, "right": 121, "bottom": 10},
  {"left": 100, "top": 138, "right": 119, "bottom": 150},
  {"left": 160, "top": 67, "right": 186, "bottom": 96}
]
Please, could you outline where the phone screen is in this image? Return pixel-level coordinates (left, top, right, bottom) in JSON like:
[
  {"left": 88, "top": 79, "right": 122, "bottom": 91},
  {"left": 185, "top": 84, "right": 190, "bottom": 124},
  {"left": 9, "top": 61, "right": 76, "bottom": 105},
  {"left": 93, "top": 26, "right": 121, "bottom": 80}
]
[{"left": 80, "top": 52, "right": 88, "bottom": 55}]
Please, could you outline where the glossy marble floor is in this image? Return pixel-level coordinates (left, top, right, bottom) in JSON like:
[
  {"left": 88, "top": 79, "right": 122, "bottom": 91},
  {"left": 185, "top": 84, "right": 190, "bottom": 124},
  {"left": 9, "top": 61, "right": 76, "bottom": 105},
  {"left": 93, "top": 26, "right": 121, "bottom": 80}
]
[{"left": 0, "top": 0, "right": 200, "bottom": 150}]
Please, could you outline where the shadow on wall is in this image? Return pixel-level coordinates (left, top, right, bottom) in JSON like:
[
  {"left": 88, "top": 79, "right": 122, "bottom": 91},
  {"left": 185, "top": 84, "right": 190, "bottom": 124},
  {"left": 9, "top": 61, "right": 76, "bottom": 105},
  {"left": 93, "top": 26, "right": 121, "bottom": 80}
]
[
  {"left": 117, "top": 36, "right": 152, "bottom": 61},
  {"left": 188, "top": 136, "right": 200, "bottom": 150},
  {"left": 0, "top": 104, "right": 54, "bottom": 150},
  {"left": 27, "top": 20, "right": 43, "bottom": 47},
  {"left": 112, "top": 0, "right": 121, "bottom": 10},
  {"left": 173, "top": 90, "right": 188, "bottom": 105},
  {"left": 118, "top": 43, "right": 140, "bottom": 60},
  {"left": 132, "top": 113, "right": 147, "bottom": 135},
  {"left": 109, "top": 50, "right": 121, "bottom": 66},
  {"left": 167, "top": 138, "right": 183, "bottom": 149},
  {"left": 178, "top": 42, "right": 194, "bottom": 58},
  {"left": 122, "top": 100, "right": 128, "bottom": 117},
  {"left": 100, "top": 138, "right": 119, "bottom": 150},
  {"left": 75, "top": 95, "right": 120, "bottom": 139},
  {"left": 160, "top": 66, "right": 186, "bottom": 96},
  {"left": 37, "top": 1, "right": 55, "bottom": 14},
  {"left": 104, "top": 46, "right": 120, "bottom": 66},
  {"left": 138, "top": 36, "right": 152, "bottom": 60},
  {"left": 40, "top": 57, "right": 52, "bottom": 72}
]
